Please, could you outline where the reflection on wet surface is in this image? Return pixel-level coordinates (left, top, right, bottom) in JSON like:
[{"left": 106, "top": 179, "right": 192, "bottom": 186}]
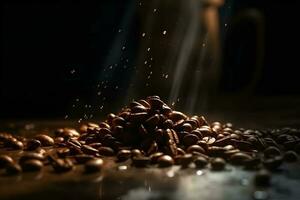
[{"left": 1, "top": 121, "right": 300, "bottom": 200}]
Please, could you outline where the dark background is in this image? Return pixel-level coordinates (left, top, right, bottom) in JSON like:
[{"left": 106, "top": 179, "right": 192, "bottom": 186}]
[{"left": 1, "top": 0, "right": 300, "bottom": 119}]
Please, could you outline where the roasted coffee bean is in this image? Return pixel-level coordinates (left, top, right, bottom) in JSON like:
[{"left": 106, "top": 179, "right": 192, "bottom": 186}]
[
  {"left": 284, "top": 151, "right": 298, "bottom": 162},
  {"left": 244, "top": 157, "right": 261, "bottom": 170},
  {"left": 6, "top": 163, "right": 22, "bottom": 175},
  {"left": 85, "top": 158, "right": 104, "bottom": 173},
  {"left": 73, "top": 155, "right": 95, "bottom": 164},
  {"left": 179, "top": 154, "right": 193, "bottom": 168},
  {"left": 183, "top": 134, "right": 199, "bottom": 146},
  {"left": 168, "top": 111, "right": 187, "bottom": 122},
  {"left": 211, "top": 157, "right": 226, "bottom": 171},
  {"left": 202, "top": 137, "right": 216, "bottom": 145},
  {"left": 21, "top": 159, "right": 43, "bottom": 172},
  {"left": 263, "top": 156, "right": 283, "bottom": 170},
  {"left": 208, "top": 146, "right": 226, "bottom": 157},
  {"left": 230, "top": 152, "right": 252, "bottom": 165},
  {"left": 51, "top": 158, "right": 74, "bottom": 173},
  {"left": 56, "top": 148, "right": 71, "bottom": 157},
  {"left": 35, "top": 134, "right": 54, "bottom": 146},
  {"left": 0, "top": 155, "right": 14, "bottom": 168},
  {"left": 132, "top": 156, "right": 150, "bottom": 167},
  {"left": 81, "top": 145, "right": 99, "bottom": 155},
  {"left": 117, "top": 150, "right": 132, "bottom": 162},
  {"left": 98, "top": 147, "right": 115, "bottom": 156},
  {"left": 264, "top": 146, "right": 281, "bottom": 158},
  {"left": 130, "top": 149, "right": 143, "bottom": 157},
  {"left": 254, "top": 169, "right": 271, "bottom": 187},
  {"left": 19, "top": 152, "right": 45, "bottom": 164},
  {"left": 150, "top": 152, "right": 164, "bottom": 164},
  {"left": 145, "top": 114, "right": 160, "bottom": 128},
  {"left": 26, "top": 139, "right": 41, "bottom": 151},
  {"left": 7, "top": 139, "right": 24, "bottom": 150},
  {"left": 157, "top": 155, "right": 174, "bottom": 168},
  {"left": 214, "top": 136, "right": 232, "bottom": 146},
  {"left": 186, "top": 145, "right": 205, "bottom": 154},
  {"left": 194, "top": 156, "right": 208, "bottom": 169}
]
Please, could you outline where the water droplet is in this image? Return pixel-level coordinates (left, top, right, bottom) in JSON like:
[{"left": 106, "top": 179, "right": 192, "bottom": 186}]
[
  {"left": 165, "top": 74, "right": 169, "bottom": 79},
  {"left": 89, "top": 114, "right": 93, "bottom": 119},
  {"left": 70, "top": 69, "right": 76, "bottom": 74},
  {"left": 100, "top": 105, "right": 104, "bottom": 110},
  {"left": 144, "top": 61, "right": 148, "bottom": 65},
  {"left": 88, "top": 105, "right": 92, "bottom": 108},
  {"left": 240, "top": 178, "right": 249, "bottom": 186},
  {"left": 147, "top": 75, "right": 151, "bottom": 79},
  {"left": 177, "top": 98, "right": 180, "bottom": 102},
  {"left": 97, "top": 91, "right": 101, "bottom": 96},
  {"left": 146, "top": 83, "right": 149, "bottom": 87},
  {"left": 139, "top": 2, "right": 142, "bottom": 6},
  {"left": 64, "top": 115, "right": 68, "bottom": 119},
  {"left": 150, "top": 57, "right": 153, "bottom": 61},
  {"left": 163, "top": 30, "right": 167, "bottom": 35},
  {"left": 148, "top": 64, "right": 152, "bottom": 68},
  {"left": 171, "top": 102, "right": 175, "bottom": 106},
  {"left": 118, "top": 29, "right": 122, "bottom": 33},
  {"left": 83, "top": 114, "right": 88, "bottom": 119},
  {"left": 225, "top": 23, "right": 227, "bottom": 27},
  {"left": 84, "top": 104, "right": 88, "bottom": 108},
  {"left": 114, "top": 63, "right": 118, "bottom": 66},
  {"left": 103, "top": 97, "right": 106, "bottom": 101},
  {"left": 78, "top": 118, "right": 82, "bottom": 123},
  {"left": 122, "top": 46, "right": 126, "bottom": 50},
  {"left": 115, "top": 86, "right": 119, "bottom": 90},
  {"left": 202, "top": 43, "right": 206, "bottom": 47},
  {"left": 72, "top": 104, "right": 76, "bottom": 108},
  {"left": 126, "top": 59, "right": 129, "bottom": 63},
  {"left": 147, "top": 48, "right": 151, "bottom": 52},
  {"left": 142, "top": 33, "right": 146, "bottom": 37},
  {"left": 196, "top": 170, "right": 203, "bottom": 176},
  {"left": 76, "top": 98, "right": 80, "bottom": 102},
  {"left": 153, "top": 9, "right": 157, "bottom": 13}
]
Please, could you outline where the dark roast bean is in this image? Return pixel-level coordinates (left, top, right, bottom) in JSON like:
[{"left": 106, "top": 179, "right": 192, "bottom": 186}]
[
  {"left": 263, "top": 156, "right": 283, "bottom": 170},
  {"left": 6, "top": 163, "right": 22, "bottom": 175},
  {"left": 81, "top": 145, "right": 99, "bottom": 155},
  {"left": 150, "top": 152, "right": 164, "bottom": 164},
  {"left": 26, "top": 139, "right": 41, "bottom": 151},
  {"left": 284, "top": 151, "right": 298, "bottom": 162},
  {"left": 35, "top": 134, "right": 54, "bottom": 146},
  {"left": 230, "top": 152, "right": 252, "bottom": 165},
  {"left": 98, "top": 147, "right": 115, "bottom": 156},
  {"left": 0, "top": 155, "right": 14, "bottom": 168},
  {"left": 168, "top": 111, "right": 187, "bottom": 122},
  {"left": 73, "top": 155, "right": 95, "bottom": 164},
  {"left": 157, "top": 155, "right": 174, "bottom": 168},
  {"left": 194, "top": 156, "right": 208, "bottom": 169},
  {"left": 186, "top": 145, "right": 205, "bottom": 154},
  {"left": 117, "top": 150, "right": 132, "bottom": 162},
  {"left": 19, "top": 152, "right": 45, "bottom": 164},
  {"left": 85, "top": 158, "right": 104, "bottom": 173},
  {"left": 131, "top": 149, "right": 143, "bottom": 157},
  {"left": 179, "top": 154, "right": 193, "bottom": 168},
  {"left": 183, "top": 134, "right": 199, "bottom": 146},
  {"left": 51, "top": 158, "right": 74, "bottom": 173},
  {"left": 132, "top": 156, "right": 150, "bottom": 167},
  {"left": 264, "top": 146, "right": 281, "bottom": 158},
  {"left": 211, "top": 157, "right": 226, "bottom": 171},
  {"left": 21, "top": 159, "right": 43, "bottom": 172},
  {"left": 254, "top": 169, "right": 271, "bottom": 187},
  {"left": 244, "top": 157, "right": 261, "bottom": 170}
]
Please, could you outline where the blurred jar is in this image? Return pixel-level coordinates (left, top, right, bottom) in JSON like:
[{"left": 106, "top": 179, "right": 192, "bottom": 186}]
[{"left": 127, "top": 0, "right": 224, "bottom": 114}]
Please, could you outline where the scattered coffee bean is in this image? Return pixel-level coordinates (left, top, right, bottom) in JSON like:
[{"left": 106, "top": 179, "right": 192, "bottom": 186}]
[
  {"left": 26, "top": 139, "right": 41, "bottom": 151},
  {"left": 6, "top": 163, "right": 22, "bottom": 175},
  {"left": 194, "top": 156, "right": 208, "bottom": 169},
  {"left": 158, "top": 155, "right": 174, "bottom": 168},
  {"left": 21, "top": 159, "right": 43, "bottom": 172},
  {"left": 85, "top": 158, "right": 104, "bottom": 173},
  {"left": 132, "top": 156, "right": 150, "bottom": 168},
  {"left": 98, "top": 147, "right": 115, "bottom": 156},
  {"left": 211, "top": 157, "right": 226, "bottom": 171},
  {"left": 35, "top": 134, "right": 54, "bottom": 146},
  {"left": 0, "top": 155, "right": 14, "bottom": 168},
  {"left": 117, "top": 150, "right": 131, "bottom": 162}
]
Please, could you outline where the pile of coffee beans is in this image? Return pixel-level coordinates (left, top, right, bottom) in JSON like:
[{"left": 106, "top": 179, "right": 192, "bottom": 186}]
[{"left": 0, "top": 96, "right": 300, "bottom": 175}]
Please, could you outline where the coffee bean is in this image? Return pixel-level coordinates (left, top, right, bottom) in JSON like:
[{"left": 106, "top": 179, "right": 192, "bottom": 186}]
[
  {"left": 21, "top": 159, "right": 43, "bottom": 172},
  {"left": 263, "top": 156, "right": 283, "bottom": 170},
  {"left": 168, "top": 111, "right": 187, "bottom": 122},
  {"left": 186, "top": 145, "right": 205, "bottom": 154},
  {"left": 98, "top": 147, "right": 115, "bottom": 156},
  {"left": 150, "top": 152, "right": 164, "bottom": 164},
  {"left": 179, "top": 154, "right": 193, "bottom": 168},
  {"left": 132, "top": 156, "right": 150, "bottom": 167},
  {"left": 254, "top": 169, "right": 271, "bottom": 187},
  {"left": 230, "top": 152, "right": 252, "bottom": 165},
  {"left": 81, "top": 145, "right": 99, "bottom": 155},
  {"left": 117, "top": 150, "right": 131, "bottom": 162},
  {"left": 284, "top": 151, "right": 298, "bottom": 162},
  {"left": 157, "top": 155, "right": 174, "bottom": 168},
  {"left": 264, "top": 146, "right": 281, "bottom": 158},
  {"left": 19, "top": 152, "right": 45, "bottom": 164},
  {"left": 35, "top": 134, "right": 54, "bottom": 146},
  {"left": 244, "top": 157, "right": 261, "bottom": 170},
  {"left": 211, "top": 157, "right": 226, "bottom": 171},
  {"left": 85, "top": 158, "right": 104, "bottom": 173},
  {"left": 183, "top": 134, "right": 199, "bottom": 146},
  {"left": 51, "top": 158, "right": 74, "bottom": 173},
  {"left": 26, "top": 139, "right": 41, "bottom": 151},
  {"left": 6, "top": 163, "right": 22, "bottom": 175},
  {"left": 194, "top": 156, "right": 208, "bottom": 169},
  {"left": 131, "top": 149, "right": 143, "bottom": 157},
  {"left": 0, "top": 155, "right": 14, "bottom": 168},
  {"left": 73, "top": 155, "right": 95, "bottom": 164}
]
